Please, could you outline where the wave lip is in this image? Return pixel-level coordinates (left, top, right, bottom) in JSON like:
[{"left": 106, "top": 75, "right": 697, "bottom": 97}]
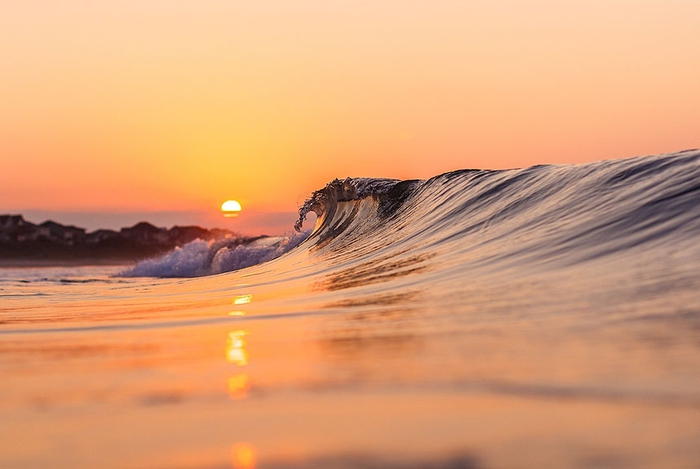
[{"left": 295, "top": 177, "right": 402, "bottom": 232}]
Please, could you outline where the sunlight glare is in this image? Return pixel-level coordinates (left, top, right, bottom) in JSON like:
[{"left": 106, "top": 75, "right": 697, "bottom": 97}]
[{"left": 221, "top": 200, "right": 242, "bottom": 217}]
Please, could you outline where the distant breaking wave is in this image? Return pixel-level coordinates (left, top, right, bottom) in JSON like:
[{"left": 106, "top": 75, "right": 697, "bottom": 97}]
[
  {"left": 121, "top": 232, "right": 309, "bottom": 277},
  {"left": 123, "top": 149, "right": 700, "bottom": 278}
]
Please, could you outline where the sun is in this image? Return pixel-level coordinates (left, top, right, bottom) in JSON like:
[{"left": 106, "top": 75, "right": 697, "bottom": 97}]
[{"left": 221, "top": 200, "right": 242, "bottom": 217}]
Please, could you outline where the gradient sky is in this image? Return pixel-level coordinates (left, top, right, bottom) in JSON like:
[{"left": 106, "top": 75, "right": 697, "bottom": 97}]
[{"left": 2, "top": 1, "right": 699, "bottom": 233}]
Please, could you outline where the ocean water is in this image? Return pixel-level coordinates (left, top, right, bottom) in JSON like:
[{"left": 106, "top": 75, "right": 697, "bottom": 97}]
[{"left": 1, "top": 150, "right": 700, "bottom": 469}]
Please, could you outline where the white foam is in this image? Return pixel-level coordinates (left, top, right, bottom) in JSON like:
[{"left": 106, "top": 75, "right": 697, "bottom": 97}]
[{"left": 120, "top": 231, "right": 310, "bottom": 278}]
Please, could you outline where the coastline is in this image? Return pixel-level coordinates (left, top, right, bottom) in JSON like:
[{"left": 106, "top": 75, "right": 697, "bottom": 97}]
[
  {"left": 0, "top": 258, "right": 136, "bottom": 268},
  {"left": 0, "top": 215, "right": 237, "bottom": 270}
]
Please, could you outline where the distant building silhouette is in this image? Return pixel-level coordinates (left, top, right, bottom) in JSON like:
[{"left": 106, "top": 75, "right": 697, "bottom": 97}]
[
  {"left": 38, "top": 221, "right": 86, "bottom": 245},
  {"left": 0, "top": 214, "right": 237, "bottom": 262}
]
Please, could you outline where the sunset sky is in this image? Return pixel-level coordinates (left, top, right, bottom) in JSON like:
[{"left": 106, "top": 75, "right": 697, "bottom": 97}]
[{"left": 2, "top": 1, "right": 699, "bottom": 233}]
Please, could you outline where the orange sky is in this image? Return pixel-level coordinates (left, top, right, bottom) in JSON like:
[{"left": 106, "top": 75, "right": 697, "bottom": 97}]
[{"left": 1, "top": 1, "right": 699, "bottom": 232}]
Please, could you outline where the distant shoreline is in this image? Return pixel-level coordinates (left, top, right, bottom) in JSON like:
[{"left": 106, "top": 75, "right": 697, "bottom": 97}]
[
  {"left": 1, "top": 214, "right": 237, "bottom": 267},
  {"left": 0, "top": 258, "right": 136, "bottom": 268}
]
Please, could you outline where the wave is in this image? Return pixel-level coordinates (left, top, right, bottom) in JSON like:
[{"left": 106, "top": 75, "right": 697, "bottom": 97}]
[
  {"left": 125, "top": 149, "right": 700, "bottom": 278},
  {"left": 299, "top": 149, "right": 700, "bottom": 271},
  {"left": 121, "top": 232, "right": 309, "bottom": 278}
]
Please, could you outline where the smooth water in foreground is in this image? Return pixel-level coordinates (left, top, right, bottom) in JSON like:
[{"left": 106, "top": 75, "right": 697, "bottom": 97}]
[{"left": 2, "top": 151, "right": 700, "bottom": 468}]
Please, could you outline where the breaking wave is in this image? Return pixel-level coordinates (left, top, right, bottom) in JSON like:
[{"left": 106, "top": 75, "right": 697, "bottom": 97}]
[
  {"left": 121, "top": 232, "right": 309, "bottom": 278},
  {"left": 124, "top": 149, "right": 700, "bottom": 279}
]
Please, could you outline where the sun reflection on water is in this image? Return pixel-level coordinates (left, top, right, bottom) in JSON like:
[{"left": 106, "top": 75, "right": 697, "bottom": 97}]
[
  {"left": 226, "top": 297, "right": 256, "bottom": 463},
  {"left": 233, "top": 294, "right": 253, "bottom": 305},
  {"left": 226, "top": 330, "right": 249, "bottom": 367},
  {"left": 231, "top": 442, "right": 257, "bottom": 469},
  {"left": 226, "top": 297, "right": 252, "bottom": 400},
  {"left": 227, "top": 373, "right": 250, "bottom": 400}
]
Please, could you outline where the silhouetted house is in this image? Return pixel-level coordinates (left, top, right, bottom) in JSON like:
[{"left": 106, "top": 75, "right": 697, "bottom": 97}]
[
  {"left": 38, "top": 221, "right": 86, "bottom": 245},
  {"left": 120, "top": 222, "right": 169, "bottom": 244},
  {"left": 16, "top": 225, "right": 40, "bottom": 242},
  {"left": 0, "top": 214, "right": 32, "bottom": 231},
  {"left": 1, "top": 215, "right": 14, "bottom": 228},
  {"left": 2, "top": 214, "right": 237, "bottom": 259},
  {"left": 0, "top": 215, "right": 18, "bottom": 242},
  {"left": 0, "top": 215, "right": 39, "bottom": 242},
  {"left": 85, "top": 229, "right": 120, "bottom": 244}
]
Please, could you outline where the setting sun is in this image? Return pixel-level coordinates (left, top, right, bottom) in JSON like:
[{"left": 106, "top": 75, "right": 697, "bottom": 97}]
[{"left": 221, "top": 200, "right": 242, "bottom": 217}]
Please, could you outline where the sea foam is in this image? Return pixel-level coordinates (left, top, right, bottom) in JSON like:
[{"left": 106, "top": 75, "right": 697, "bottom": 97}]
[{"left": 120, "top": 231, "right": 310, "bottom": 278}]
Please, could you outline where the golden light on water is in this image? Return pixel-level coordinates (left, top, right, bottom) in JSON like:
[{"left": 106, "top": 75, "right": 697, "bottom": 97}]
[
  {"left": 227, "top": 373, "right": 250, "bottom": 400},
  {"left": 233, "top": 294, "right": 252, "bottom": 305},
  {"left": 226, "top": 330, "right": 249, "bottom": 366},
  {"left": 221, "top": 200, "right": 242, "bottom": 218},
  {"left": 231, "top": 442, "right": 257, "bottom": 469}
]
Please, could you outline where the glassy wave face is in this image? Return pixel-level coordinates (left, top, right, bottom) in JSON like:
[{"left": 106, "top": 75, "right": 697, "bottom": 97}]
[{"left": 325, "top": 149, "right": 697, "bottom": 264}]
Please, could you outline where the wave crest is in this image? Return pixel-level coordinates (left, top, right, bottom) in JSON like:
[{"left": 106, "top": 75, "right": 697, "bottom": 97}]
[
  {"left": 295, "top": 177, "right": 402, "bottom": 232},
  {"left": 298, "top": 150, "right": 700, "bottom": 271}
]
